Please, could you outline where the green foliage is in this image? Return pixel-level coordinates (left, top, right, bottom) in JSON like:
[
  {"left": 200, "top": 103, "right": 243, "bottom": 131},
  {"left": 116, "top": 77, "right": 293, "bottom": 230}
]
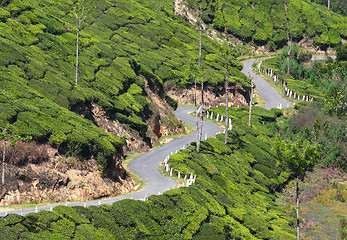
[
  {"left": 187, "top": 0, "right": 346, "bottom": 48},
  {"left": 164, "top": 94, "right": 178, "bottom": 110},
  {"left": 53, "top": 205, "right": 90, "bottom": 225},
  {"left": 263, "top": 56, "right": 346, "bottom": 171},
  {"left": 1, "top": 106, "right": 297, "bottom": 239},
  {"left": 336, "top": 44, "right": 347, "bottom": 61},
  {"left": 271, "top": 102, "right": 346, "bottom": 171},
  {"left": 274, "top": 136, "right": 320, "bottom": 178},
  {"left": 260, "top": 48, "right": 337, "bottom": 99},
  {"left": 1, "top": 0, "right": 249, "bottom": 167}
]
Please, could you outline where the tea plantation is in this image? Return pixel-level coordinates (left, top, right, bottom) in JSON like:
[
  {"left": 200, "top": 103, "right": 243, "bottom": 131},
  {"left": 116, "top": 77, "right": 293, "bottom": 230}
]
[
  {"left": 186, "top": 0, "right": 346, "bottom": 48},
  {"left": 0, "top": 107, "right": 297, "bottom": 239},
  {"left": 0, "top": 0, "right": 249, "bottom": 168}
]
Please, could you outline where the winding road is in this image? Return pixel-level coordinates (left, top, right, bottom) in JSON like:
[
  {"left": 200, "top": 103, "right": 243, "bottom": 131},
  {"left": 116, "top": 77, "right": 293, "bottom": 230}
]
[
  {"left": 241, "top": 55, "right": 336, "bottom": 110},
  {"left": 242, "top": 59, "right": 293, "bottom": 110},
  {"left": 2, "top": 55, "right": 314, "bottom": 216},
  {"left": 0, "top": 107, "right": 222, "bottom": 216}
]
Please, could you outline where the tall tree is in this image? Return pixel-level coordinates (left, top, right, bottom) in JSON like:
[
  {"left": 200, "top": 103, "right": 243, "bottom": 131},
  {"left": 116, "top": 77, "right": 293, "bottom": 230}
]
[
  {"left": 274, "top": 137, "right": 320, "bottom": 240},
  {"left": 225, "top": 57, "right": 229, "bottom": 144},
  {"left": 74, "top": 7, "right": 85, "bottom": 85},
  {"left": 196, "top": 3, "right": 204, "bottom": 152},
  {"left": 1, "top": 127, "right": 6, "bottom": 186},
  {"left": 248, "top": 80, "right": 254, "bottom": 127},
  {"left": 194, "top": 3, "right": 203, "bottom": 108},
  {"left": 196, "top": 78, "right": 204, "bottom": 152},
  {"left": 284, "top": 1, "right": 292, "bottom": 76},
  {"left": 223, "top": 22, "right": 230, "bottom": 144}
]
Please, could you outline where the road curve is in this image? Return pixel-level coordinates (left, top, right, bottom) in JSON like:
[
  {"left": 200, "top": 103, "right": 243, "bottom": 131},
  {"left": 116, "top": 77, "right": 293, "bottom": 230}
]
[
  {"left": 0, "top": 107, "right": 222, "bottom": 216},
  {"left": 241, "top": 55, "right": 336, "bottom": 110},
  {"left": 242, "top": 60, "right": 293, "bottom": 110}
]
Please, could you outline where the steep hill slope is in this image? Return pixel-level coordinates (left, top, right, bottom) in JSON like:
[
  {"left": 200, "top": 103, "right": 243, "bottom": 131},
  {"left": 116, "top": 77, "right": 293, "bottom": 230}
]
[
  {"left": 0, "top": 0, "right": 250, "bottom": 204},
  {"left": 0, "top": 1, "right": 248, "bottom": 166},
  {"left": 184, "top": 0, "right": 346, "bottom": 49}
]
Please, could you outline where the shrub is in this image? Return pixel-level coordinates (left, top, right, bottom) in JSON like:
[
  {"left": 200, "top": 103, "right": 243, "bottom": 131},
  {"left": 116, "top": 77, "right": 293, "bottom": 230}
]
[
  {"left": 49, "top": 218, "right": 75, "bottom": 238},
  {"left": 164, "top": 94, "right": 178, "bottom": 110},
  {"left": 6, "top": 141, "right": 49, "bottom": 166},
  {"left": 40, "top": 16, "right": 66, "bottom": 35},
  {"left": 336, "top": 44, "right": 347, "bottom": 61},
  {"left": 53, "top": 206, "right": 90, "bottom": 225}
]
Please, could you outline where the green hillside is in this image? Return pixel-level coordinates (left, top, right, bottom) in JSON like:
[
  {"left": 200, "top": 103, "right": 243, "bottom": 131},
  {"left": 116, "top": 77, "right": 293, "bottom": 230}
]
[
  {"left": 186, "top": 0, "right": 346, "bottom": 48},
  {"left": 0, "top": 0, "right": 248, "bottom": 169},
  {"left": 0, "top": 107, "right": 298, "bottom": 239}
]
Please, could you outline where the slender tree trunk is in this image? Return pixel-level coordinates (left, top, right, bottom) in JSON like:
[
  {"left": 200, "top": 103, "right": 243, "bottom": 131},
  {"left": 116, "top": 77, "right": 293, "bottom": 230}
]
[
  {"left": 225, "top": 61, "right": 229, "bottom": 144},
  {"left": 196, "top": 5, "right": 203, "bottom": 153},
  {"left": 296, "top": 177, "right": 300, "bottom": 240},
  {"left": 197, "top": 79, "right": 204, "bottom": 153},
  {"left": 195, "top": 78, "right": 197, "bottom": 143},
  {"left": 75, "top": 23, "right": 80, "bottom": 85},
  {"left": 287, "top": 52, "right": 290, "bottom": 76},
  {"left": 248, "top": 81, "right": 254, "bottom": 127},
  {"left": 194, "top": 79, "right": 197, "bottom": 107},
  {"left": 224, "top": 22, "right": 229, "bottom": 144},
  {"left": 195, "top": 4, "right": 202, "bottom": 107},
  {"left": 2, "top": 140, "right": 5, "bottom": 186},
  {"left": 198, "top": 5, "right": 202, "bottom": 68},
  {"left": 287, "top": 39, "right": 292, "bottom": 76},
  {"left": 195, "top": 103, "right": 199, "bottom": 150},
  {"left": 328, "top": 0, "right": 330, "bottom": 10},
  {"left": 74, "top": 9, "right": 84, "bottom": 85},
  {"left": 284, "top": 2, "right": 291, "bottom": 76}
]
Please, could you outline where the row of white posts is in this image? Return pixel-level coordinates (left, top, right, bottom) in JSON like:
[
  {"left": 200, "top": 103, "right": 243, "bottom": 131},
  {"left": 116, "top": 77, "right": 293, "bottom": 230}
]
[
  {"left": 259, "top": 66, "right": 315, "bottom": 103},
  {"left": 206, "top": 111, "right": 233, "bottom": 130},
  {"left": 163, "top": 145, "right": 197, "bottom": 188},
  {"left": 3, "top": 111, "right": 231, "bottom": 217},
  {"left": 3, "top": 200, "right": 106, "bottom": 217},
  {"left": 163, "top": 109, "right": 234, "bottom": 189}
]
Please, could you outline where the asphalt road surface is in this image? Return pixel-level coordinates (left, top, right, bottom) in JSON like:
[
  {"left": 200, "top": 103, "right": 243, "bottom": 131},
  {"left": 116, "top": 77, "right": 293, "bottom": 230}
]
[
  {"left": 0, "top": 106, "right": 221, "bottom": 216},
  {"left": 242, "top": 59, "right": 293, "bottom": 110},
  {"left": 241, "top": 55, "right": 336, "bottom": 110},
  {"left": 2, "top": 55, "right": 331, "bottom": 216}
]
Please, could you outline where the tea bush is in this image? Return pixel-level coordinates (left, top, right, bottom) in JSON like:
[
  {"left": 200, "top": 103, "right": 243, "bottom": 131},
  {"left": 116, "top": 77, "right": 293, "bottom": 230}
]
[
  {"left": 0, "top": 0, "right": 250, "bottom": 172},
  {"left": 1, "top": 107, "right": 298, "bottom": 239},
  {"left": 187, "top": 0, "right": 346, "bottom": 49}
]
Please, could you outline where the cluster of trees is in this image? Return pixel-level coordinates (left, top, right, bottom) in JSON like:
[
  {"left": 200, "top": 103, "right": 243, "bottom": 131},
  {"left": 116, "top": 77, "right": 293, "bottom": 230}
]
[
  {"left": 261, "top": 45, "right": 346, "bottom": 171},
  {"left": 261, "top": 53, "right": 345, "bottom": 238},
  {"left": 269, "top": 69, "right": 346, "bottom": 172},
  {"left": 186, "top": 0, "right": 346, "bottom": 48},
  {"left": 1, "top": 107, "right": 303, "bottom": 239}
]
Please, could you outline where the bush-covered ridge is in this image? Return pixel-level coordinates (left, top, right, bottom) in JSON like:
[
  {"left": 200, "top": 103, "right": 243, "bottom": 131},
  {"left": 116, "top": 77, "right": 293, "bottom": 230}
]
[
  {"left": 0, "top": 0, "right": 249, "bottom": 166},
  {"left": 186, "top": 0, "right": 346, "bottom": 48},
  {"left": 0, "top": 107, "right": 296, "bottom": 239}
]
